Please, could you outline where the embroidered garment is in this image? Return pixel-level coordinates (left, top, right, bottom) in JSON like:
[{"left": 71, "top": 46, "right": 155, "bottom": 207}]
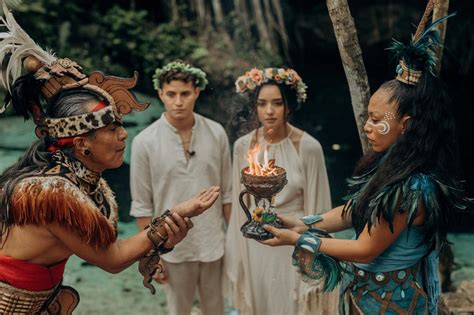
[
  {"left": 0, "top": 281, "right": 59, "bottom": 314},
  {"left": 349, "top": 263, "right": 428, "bottom": 315},
  {"left": 348, "top": 227, "right": 432, "bottom": 314},
  {"left": 225, "top": 126, "right": 338, "bottom": 315}
]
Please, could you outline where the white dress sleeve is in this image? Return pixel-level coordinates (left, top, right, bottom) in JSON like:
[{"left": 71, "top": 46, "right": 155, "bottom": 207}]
[
  {"left": 220, "top": 128, "right": 233, "bottom": 205},
  {"left": 300, "top": 133, "right": 332, "bottom": 216}
]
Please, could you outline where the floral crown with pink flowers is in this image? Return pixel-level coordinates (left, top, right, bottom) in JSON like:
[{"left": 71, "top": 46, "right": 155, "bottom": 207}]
[{"left": 235, "top": 67, "right": 308, "bottom": 104}]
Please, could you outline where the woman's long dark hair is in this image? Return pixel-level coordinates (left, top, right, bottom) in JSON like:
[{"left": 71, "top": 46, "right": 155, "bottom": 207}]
[
  {"left": 350, "top": 75, "right": 459, "bottom": 239},
  {"left": 0, "top": 80, "right": 103, "bottom": 230},
  {"left": 227, "top": 81, "right": 300, "bottom": 143}
]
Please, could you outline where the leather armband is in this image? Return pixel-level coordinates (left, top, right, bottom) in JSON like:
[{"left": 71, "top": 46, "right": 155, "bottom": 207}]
[
  {"left": 146, "top": 209, "right": 173, "bottom": 246},
  {"left": 138, "top": 209, "right": 174, "bottom": 295}
]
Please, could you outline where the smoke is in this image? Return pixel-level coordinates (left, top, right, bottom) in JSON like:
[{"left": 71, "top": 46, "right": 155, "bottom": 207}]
[{"left": 225, "top": 92, "right": 259, "bottom": 144}]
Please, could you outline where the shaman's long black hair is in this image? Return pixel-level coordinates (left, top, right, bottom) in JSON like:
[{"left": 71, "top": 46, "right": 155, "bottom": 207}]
[
  {"left": 348, "top": 74, "right": 460, "bottom": 246},
  {"left": 0, "top": 76, "right": 103, "bottom": 231}
]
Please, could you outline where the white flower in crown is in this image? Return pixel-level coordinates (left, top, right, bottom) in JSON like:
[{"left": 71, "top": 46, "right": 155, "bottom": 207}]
[{"left": 264, "top": 68, "right": 274, "bottom": 80}]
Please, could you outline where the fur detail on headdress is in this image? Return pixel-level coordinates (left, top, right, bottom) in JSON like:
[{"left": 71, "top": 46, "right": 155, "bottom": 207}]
[{"left": 9, "top": 176, "right": 118, "bottom": 249}]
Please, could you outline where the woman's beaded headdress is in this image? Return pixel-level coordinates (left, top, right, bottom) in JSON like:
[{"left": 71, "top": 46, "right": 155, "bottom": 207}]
[
  {"left": 388, "top": 0, "right": 455, "bottom": 85},
  {"left": 0, "top": 4, "right": 149, "bottom": 138},
  {"left": 235, "top": 67, "right": 308, "bottom": 104}
]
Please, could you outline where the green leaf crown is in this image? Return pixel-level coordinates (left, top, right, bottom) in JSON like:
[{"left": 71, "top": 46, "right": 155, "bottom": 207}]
[{"left": 152, "top": 61, "right": 208, "bottom": 90}]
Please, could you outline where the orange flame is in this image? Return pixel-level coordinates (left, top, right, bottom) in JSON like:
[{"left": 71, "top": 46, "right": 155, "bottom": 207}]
[{"left": 245, "top": 144, "right": 278, "bottom": 176}]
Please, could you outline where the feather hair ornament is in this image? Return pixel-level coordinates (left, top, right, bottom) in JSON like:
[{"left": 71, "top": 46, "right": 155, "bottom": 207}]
[
  {"left": 0, "top": 1, "right": 56, "bottom": 114},
  {"left": 0, "top": 1, "right": 57, "bottom": 116},
  {"left": 387, "top": 0, "right": 456, "bottom": 85}
]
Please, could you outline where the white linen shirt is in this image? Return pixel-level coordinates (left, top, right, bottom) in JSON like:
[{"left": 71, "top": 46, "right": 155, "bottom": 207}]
[{"left": 130, "top": 113, "right": 232, "bottom": 263}]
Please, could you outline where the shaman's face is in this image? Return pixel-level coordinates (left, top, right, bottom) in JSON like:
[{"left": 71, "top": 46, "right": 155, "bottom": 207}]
[
  {"left": 89, "top": 122, "right": 128, "bottom": 170},
  {"left": 79, "top": 101, "right": 128, "bottom": 172},
  {"left": 364, "top": 88, "right": 410, "bottom": 153},
  {"left": 159, "top": 80, "right": 200, "bottom": 123}
]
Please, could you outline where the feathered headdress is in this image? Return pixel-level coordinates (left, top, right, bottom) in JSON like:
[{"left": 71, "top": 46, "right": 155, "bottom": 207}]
[
  {"left": 0, "top": 3, "right": 149, "bottom": 138},
  {"left": 387, "top": 0, "right": 455, "bottom": 85}
]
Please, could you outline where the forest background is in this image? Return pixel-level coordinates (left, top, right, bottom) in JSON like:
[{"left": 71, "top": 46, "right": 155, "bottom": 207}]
[{"left": 0, "top": 0, "right": 473, "bottom": 313}]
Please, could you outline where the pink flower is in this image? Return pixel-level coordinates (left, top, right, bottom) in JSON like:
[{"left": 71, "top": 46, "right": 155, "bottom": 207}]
[
  {"left": 248, "top": 68, "right": 263, "bottom": 85},
  {"left": 289, "top": 69, "right": 301, "bottom": 82}
]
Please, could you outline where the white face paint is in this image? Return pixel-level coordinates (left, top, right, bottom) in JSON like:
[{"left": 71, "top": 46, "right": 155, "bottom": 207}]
[
  {"left": 366, "top": 120, "right": 390, "bottom": 134},
  {"left": 366, "top": 111, "right": 396, "bottom": 135}
]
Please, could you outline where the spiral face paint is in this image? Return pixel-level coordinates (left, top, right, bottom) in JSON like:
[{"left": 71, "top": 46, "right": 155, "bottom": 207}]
[{"left": 366, "top": 111, "right": 396, "bottom": 135}]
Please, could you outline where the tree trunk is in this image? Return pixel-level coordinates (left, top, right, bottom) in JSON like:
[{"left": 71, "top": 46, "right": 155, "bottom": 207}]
[
  {"left": 251, "top": 0, "right": 273, "bottom": 52},
  {"left": 433, "top": 0, "right": 450, "bottom": 73},
  {"left": 262, "top": 0, "right": 277, "bottom": 50},
  {"left": 327, "top": 0, "right": 370, "bottom": 154},
  {"left": 211, "top": 0, "right": 225, "bottom": 27},
  {"left": 211, "top": 0, "right": 234, "bottom": 47},
  {"left": 194, "top": 0, "right": 211, "bottom": 31},
  {"left": 233, "top": 0, "right": 251, "bottom": 36},
  {"left": 271, "top": 0, "right": 291, "bottom": 62},
  {"left": 169, "top": 0, "right": 179, "bottom": 24}
]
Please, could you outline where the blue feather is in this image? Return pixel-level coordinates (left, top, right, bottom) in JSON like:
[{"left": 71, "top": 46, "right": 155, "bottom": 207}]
[{"left": 417, "top": 13, "right": 457, "bottom": 42}]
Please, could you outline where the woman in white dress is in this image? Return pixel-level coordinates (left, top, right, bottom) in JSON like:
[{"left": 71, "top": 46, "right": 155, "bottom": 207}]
[{"left": 225, "top": 68, "right": 339, "bottom": 315}]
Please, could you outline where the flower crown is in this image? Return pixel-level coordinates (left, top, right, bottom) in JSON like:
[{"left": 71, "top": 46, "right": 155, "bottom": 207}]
[
  {"left": 152, "top": 61, "right": 208, "bottom": 90},
  {"left": 235, "top": 68, "right": 308, "bottom": 103}
]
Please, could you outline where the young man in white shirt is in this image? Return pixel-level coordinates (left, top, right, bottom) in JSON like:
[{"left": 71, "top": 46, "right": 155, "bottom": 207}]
[{"left": 130, "top": 61, "right": 232, "bottom": 315}]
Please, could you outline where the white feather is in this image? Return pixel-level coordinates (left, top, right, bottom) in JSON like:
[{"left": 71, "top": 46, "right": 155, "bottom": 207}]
[{"left": 0, "top": 1, "right": 56, "bottom": 94}]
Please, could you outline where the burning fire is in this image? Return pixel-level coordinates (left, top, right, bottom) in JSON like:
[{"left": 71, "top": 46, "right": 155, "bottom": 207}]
[{"left": 245, "top": 144, "right": 278, "bottom": 176}]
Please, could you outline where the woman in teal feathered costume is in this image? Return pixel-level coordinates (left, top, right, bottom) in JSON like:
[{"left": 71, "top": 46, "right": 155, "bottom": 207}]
[{"left": 260, "top": 2, "right": 470, "bottom": 314}]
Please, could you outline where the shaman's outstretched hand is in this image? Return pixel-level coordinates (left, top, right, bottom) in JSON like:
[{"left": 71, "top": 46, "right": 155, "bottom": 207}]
[{"left": 172, "top": 186, "right": 220, "bottom": 218}]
